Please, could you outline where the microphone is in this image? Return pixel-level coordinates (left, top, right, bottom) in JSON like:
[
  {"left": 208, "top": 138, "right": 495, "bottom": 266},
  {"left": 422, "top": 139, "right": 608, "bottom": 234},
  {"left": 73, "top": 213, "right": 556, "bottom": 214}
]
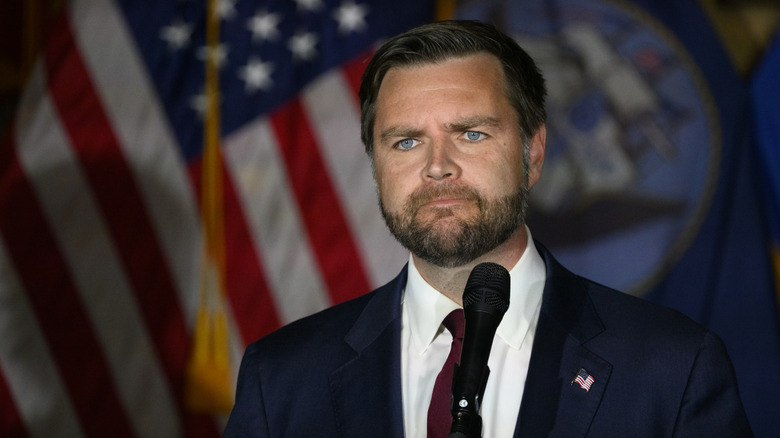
[{"left": 449, "top": 262, "right": 510, "bottom": 438}]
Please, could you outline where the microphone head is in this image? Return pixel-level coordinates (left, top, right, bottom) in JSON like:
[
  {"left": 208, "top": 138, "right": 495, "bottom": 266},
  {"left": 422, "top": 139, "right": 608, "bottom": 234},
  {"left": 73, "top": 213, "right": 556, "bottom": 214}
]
[{"left": 463, "top": 262, "right": 510, "bottom": 315}]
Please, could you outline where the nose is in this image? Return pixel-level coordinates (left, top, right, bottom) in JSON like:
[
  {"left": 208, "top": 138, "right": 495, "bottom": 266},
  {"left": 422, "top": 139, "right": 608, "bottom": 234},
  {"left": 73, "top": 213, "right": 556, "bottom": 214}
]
[{"left": 424, "top": 138, "right": 461, "bottom": 181}]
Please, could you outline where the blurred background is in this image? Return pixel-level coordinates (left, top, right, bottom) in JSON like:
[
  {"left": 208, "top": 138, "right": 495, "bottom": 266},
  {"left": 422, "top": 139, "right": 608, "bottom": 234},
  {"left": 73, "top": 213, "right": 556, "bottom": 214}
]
[{"left": 1, "top": 0, "right": 779, "bottom": 437}]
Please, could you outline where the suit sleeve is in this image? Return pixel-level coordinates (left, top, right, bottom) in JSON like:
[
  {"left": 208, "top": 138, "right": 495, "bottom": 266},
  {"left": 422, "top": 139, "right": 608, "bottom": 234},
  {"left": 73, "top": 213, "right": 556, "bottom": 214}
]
[
  {"left": 223, "top": 346, "right": 269, "bottom": 438},
  {"left": 672, "top": 331, "right": 753, "bottom": 438}
]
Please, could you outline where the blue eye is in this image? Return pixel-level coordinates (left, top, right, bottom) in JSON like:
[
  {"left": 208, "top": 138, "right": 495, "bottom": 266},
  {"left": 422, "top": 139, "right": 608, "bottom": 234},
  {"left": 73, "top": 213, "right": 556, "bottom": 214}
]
[
  {"left": 396, "top": 138, "right": 418, "bottom": 150},
  {"left": 465, "top": 131, "right": 485, "bottom": 141}
]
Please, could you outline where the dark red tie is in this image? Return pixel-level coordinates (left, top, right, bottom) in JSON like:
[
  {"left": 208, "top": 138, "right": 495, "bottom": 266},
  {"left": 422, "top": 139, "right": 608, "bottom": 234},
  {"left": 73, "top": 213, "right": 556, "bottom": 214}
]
[{"left": 427, "top": 309, "right": 465, "bottom": 438}]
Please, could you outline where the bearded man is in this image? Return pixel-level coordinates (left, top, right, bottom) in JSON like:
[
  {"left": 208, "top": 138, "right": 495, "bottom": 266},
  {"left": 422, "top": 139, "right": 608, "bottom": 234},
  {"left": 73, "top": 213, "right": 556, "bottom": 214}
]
[{"left": 224, "top": 20, "right": 751, "bottom": 438}]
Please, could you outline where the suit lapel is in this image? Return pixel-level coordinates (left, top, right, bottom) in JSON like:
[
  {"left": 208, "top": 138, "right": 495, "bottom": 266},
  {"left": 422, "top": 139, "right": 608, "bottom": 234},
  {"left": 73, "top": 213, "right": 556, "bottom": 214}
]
[
  {"left": 329, "top": 267, "right": 407, "bottom": 438},
  {"left": 515, "top": 243, "right": 612, "bottom": 438},
  {"left": 324, "top": 247, "right": 613, "bottom": 437}
]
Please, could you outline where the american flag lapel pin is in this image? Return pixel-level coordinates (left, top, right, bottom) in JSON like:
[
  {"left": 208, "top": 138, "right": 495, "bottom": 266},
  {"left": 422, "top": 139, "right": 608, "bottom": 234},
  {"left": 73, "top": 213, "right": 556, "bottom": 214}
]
[{"left": 572, "top": 368, "right": 595, "bottom": 392}]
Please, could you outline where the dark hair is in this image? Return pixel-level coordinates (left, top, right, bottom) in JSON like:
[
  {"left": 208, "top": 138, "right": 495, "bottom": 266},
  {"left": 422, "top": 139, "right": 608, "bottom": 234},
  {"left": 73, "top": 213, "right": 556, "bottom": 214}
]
[{"left": 359, "top": 20, "right": 547, "bottom": 154}]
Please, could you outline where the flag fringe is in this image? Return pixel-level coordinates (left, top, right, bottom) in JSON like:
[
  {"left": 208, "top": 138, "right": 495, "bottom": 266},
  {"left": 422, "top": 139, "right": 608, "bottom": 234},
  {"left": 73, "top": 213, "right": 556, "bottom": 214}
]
[{"left": 184, "top": 0, "right": 233, "bottom": 414}]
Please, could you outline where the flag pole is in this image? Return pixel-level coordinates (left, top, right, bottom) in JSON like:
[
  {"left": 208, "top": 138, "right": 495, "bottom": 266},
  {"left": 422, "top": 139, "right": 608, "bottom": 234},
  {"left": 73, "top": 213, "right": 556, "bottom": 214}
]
[{"left": 185, "top": 0, "right": 233, "bottom": 414}]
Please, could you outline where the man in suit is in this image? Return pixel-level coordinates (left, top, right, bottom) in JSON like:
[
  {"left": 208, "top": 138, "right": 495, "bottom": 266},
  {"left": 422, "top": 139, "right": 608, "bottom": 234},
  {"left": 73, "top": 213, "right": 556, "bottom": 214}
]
[{"left": 224, "top": 20, "right": 751, "bottom": 437}]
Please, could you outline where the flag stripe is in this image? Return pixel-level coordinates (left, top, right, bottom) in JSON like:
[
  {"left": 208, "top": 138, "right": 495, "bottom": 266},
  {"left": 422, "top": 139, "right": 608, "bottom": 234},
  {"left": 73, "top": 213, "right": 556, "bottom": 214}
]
[
  {"left": 43, "top": 11, "right": 220, "bottom": 437},
  {"left": 0, "top": 1, "right": 435, "bottom": 434},
  {"left": 72, "top": 1, "right": 266, "bottom": 430},
  {"left": 0, "top": 234, "right": 83, "bottom": 438},
  {"left": 0, "top": 365, "right": 27, "bottom": 438},
  {"left": 221, "top": 161, "right": 283, "bottom": 342},
  {"left": 341, "top": 49, "right": 373, "bottom": 105},
  {"left": 0, "top": 367, "right": 27, "bottom": 438},
  {"left": 0, "top": 127, "right": 134, "bottom": 436},
  {"left": 16, "top": 73, "right": 180, "bottom": 437},
  {"left": 270, "top": 100, "right": 373, "bottom": 303},
  {"left": 302, "top": 67, "right": 407, "bottom": 287},
  {"left": 188, "top": 157, "right": 282, "bottom": 342},
  {"left": 224, "top": 118, "right": 330, "bottom": 325},
  {"left": 44, "top": 8, "right": 188, "bottom": 381},
  {"left": 68, "top": 2, "right": 223, "bottom": 433},
  {"left": 69, "top": 0, "right": 203, "bottom": 323}
]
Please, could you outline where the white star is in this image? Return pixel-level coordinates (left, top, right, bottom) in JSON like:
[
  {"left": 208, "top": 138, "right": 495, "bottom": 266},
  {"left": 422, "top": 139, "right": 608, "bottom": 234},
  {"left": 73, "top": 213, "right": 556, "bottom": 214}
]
[
  {"left": 197, "top": 44, "right": 230, "bottom": 68},
  {"left": 238, "top": 57, "right": 275, "bottom": 92},
  {"left": 246, "top": 10, "right": 282, "bottom": 42},
  {"left": 294, "top": 0, "right": 323, "bottom": 13},
  {"left": 216, "top": 0, "right": 237, "bottom": 20},
  {"left": 190, "top": 90, "right": 223, "bottom": 117},
  {"left": 333, "top": 1, "right": 369, "bottom": 34},
  {"left": 159, "top": 20, "right": 192, "bottom": 50},
  {"left": 288, "top": 32, "right": 318, "bottom": 61},
  {"left": 190, "top": 92, "right": 208, "bottom": 116}
]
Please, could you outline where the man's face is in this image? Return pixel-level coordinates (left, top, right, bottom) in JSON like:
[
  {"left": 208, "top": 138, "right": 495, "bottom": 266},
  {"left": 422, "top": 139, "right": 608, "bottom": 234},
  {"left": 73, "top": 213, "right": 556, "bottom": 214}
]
[{"left": 372, "top": 53, "right": 545, "bottom": 267}]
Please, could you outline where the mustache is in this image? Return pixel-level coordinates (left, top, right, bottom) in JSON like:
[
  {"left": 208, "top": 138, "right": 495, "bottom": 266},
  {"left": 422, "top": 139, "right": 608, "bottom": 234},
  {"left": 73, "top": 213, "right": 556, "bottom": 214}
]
[{"left": 407, "top": 184, "right": 482, "bottom": 213}]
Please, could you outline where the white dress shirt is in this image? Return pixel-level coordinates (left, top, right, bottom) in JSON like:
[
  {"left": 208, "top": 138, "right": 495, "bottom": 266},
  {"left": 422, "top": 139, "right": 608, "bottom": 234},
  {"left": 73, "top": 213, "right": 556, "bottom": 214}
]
[{"left": 400, "top": 230, "right": 546, "bottom": 437}]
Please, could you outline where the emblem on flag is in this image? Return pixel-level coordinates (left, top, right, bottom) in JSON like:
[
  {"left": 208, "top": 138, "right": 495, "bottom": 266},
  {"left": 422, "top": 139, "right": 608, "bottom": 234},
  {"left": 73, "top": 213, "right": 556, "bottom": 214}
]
[{"left": 572, "top": 368, "right": 595, "bottom": 392}]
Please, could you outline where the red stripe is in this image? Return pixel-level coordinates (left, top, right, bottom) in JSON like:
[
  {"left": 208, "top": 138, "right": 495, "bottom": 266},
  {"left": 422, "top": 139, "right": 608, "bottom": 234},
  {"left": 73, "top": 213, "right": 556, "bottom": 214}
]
[
  {"left": 0, "top": 364, "right": 30, "bottom": 438},
  {"left": 188, "top": 158, "right": 281, "bottom": 344},
  {"left": 271, "top": 100, "right": 372, "bottom": 304},
  {"left": 0, "top": 128, "right": 135, "bottom": 437},
  {"left": 341, "top": 48, "right": 374, "bottom": 103},
  {"left": 43, "top": 14, "right": 219, "bottom": 437}
]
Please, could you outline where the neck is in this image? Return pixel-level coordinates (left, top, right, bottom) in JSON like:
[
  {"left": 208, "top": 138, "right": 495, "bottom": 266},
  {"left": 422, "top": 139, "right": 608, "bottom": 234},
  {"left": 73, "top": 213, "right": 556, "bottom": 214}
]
[{"left": 412, "top": 226, "right": 529, "bottom": 305}]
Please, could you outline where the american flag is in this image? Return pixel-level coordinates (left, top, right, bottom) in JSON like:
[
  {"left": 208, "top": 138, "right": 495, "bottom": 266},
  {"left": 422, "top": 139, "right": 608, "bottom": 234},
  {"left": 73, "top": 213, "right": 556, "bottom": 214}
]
[
  {"left": 573, "top": 368, "right": 595, "bottom": 392},
  {"left": 0, "top": 0, "right": 433, "bottom": 436}
]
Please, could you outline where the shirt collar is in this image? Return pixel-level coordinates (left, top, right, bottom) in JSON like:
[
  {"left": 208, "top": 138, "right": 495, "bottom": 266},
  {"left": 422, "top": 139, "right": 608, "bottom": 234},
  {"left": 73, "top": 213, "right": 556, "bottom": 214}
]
[
  {"left": 498, "top": 230, "right": 546, "bottom": 350},
  {"left": 404, "top": 255, "right": 461, "bottom": 354},
  {"left": 403, "top": 227, "right": 546, "bottom": 354}
]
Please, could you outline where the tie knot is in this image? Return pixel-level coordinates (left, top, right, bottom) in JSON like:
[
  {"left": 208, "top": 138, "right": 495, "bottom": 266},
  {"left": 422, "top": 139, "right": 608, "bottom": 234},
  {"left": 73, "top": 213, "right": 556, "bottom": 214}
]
[{"left": 442, "top": 308, "right": 464, "bottom": 340}]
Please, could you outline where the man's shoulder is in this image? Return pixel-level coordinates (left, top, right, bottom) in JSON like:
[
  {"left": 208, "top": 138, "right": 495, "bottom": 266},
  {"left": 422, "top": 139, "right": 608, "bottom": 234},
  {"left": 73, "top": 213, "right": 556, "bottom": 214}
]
[
  {"left": 244, "top": 267, "right": 406, "bottom": 364},
  {"left": 584, "top": 277, "right": 708, "bottom": 342},
  {"left": 558, "top": 267, "right": 750, "bottom": 437},
  {"left": 536, "top": 240, "right": 710, "bottom": 347}
]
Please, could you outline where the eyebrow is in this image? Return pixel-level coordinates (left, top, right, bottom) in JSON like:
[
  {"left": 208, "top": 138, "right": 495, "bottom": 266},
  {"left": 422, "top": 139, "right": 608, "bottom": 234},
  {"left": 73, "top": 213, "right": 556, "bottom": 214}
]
[
  {"left": 379, "top": 126, "right": 425, "bottom": 145},
  {"left": 378, "top": 116, "right": 503, "bottom": 144},
  {"left": 444, "top": 116, "right": 502, "bottom": 133}
]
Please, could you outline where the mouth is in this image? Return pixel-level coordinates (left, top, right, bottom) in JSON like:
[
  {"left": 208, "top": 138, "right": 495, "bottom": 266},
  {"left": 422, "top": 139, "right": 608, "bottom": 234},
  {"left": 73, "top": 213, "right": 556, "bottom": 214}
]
[
  {"left": 410, "top": 185, "right": 482, "bottom": 216},
  {"left": 421, "top": 197, "right": 472, "bottom": 208}
]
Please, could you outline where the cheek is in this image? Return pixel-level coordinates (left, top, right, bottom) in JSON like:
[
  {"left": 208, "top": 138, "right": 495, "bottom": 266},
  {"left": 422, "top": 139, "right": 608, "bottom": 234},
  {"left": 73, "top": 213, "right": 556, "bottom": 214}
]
[
  {"left": 501, "top": 145, "right": 526, "bottom": 185},
  {"left": 374, "top": 165, "right": 403, "bottom": 207},
  {"left": 478, "top": 155, "right": 524, "bottom": 196}
]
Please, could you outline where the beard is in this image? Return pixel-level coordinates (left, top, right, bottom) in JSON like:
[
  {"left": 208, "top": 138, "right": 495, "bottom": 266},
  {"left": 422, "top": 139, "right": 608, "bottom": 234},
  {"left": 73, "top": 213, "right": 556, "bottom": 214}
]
[{"left": 380, "top": 182, "right": 529, "bottom": 268}]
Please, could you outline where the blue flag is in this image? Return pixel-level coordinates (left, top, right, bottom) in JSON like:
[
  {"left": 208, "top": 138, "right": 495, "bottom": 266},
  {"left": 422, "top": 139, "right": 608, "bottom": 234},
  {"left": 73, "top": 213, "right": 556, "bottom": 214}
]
[
  {"left": 749, "top": 29, "right": 780, "bottom": 437},
  {"left": 456, "top": 1, "right": 780, "bottom": 436},
  {"left": 752, "top": 31, "right": 780, "bottom": 286}
]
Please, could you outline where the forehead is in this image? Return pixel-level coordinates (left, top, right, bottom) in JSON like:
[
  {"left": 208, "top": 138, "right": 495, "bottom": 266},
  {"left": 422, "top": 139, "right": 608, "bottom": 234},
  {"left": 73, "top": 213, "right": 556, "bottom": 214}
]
[
  {"left": 373, "top": 53, "right": 516, "bottom": 140},
  {"left": 374, "top": 53, "right": 512, "bottom": 129},
  {"left": 378, "top": 53, "right": 506, "bottom": 100}
]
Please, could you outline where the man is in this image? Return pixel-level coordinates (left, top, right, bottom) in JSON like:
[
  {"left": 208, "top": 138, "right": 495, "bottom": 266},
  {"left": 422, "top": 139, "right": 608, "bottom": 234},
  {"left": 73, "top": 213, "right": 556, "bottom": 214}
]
[{"left": 224, "top": 20, "right": 751, "bottom": 437}]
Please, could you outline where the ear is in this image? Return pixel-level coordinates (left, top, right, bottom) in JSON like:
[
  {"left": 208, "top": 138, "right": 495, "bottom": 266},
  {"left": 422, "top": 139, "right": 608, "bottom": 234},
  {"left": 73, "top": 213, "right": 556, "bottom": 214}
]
[{"left": 527, "top": 124, "right": 546, "bottom": 188}]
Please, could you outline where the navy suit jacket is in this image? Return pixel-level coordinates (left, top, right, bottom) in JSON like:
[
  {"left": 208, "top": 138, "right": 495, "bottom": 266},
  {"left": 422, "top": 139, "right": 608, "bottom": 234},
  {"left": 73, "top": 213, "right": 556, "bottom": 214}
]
[{"left": 224, "top": 243, "right": 751, "bottom": 437}]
